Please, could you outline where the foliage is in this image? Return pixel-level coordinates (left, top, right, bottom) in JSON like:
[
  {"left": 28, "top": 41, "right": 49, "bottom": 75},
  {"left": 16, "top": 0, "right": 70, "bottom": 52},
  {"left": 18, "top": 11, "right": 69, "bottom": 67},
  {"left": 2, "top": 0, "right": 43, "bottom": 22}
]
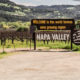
[
  {"left": 17, "top": 27, "right": 28, "bottom": 32},
  {"left": 0, "top": 21, "right": 30, "bottom": 30}
]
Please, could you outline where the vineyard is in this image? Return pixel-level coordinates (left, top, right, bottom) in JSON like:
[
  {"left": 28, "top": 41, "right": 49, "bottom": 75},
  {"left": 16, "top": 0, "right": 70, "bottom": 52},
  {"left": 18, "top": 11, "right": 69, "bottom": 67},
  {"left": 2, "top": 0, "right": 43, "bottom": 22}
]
[{"left": 0, "top": 30, "right": 80, "bottom": 52}]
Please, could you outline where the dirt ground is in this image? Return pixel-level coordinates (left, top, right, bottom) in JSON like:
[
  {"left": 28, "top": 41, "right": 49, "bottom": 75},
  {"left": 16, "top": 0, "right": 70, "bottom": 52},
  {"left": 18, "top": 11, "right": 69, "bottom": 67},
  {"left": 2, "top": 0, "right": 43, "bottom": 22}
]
[{"left": 0, "top": 49, "right": 80, "bottom": 80}]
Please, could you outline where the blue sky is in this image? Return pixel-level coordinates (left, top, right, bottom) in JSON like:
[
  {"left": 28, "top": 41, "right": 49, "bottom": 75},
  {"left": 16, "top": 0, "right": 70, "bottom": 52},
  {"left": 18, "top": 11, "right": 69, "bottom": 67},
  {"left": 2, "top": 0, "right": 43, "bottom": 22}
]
[{"left": 10, "top": 0, "right": 80, "bottom": 6}]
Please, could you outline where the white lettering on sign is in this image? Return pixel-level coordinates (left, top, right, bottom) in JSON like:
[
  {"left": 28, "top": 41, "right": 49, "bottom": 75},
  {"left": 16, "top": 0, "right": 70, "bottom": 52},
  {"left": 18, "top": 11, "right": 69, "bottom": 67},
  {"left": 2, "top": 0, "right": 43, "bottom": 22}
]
[
  {"left": 47, "top": 34, "right": 50, "bottom": 40},
  {"left": 36, "top": 34, "right": 41, "bottom": 40},
  {"left": 36, "top": 33, "right": 70, "bottom": 41}
]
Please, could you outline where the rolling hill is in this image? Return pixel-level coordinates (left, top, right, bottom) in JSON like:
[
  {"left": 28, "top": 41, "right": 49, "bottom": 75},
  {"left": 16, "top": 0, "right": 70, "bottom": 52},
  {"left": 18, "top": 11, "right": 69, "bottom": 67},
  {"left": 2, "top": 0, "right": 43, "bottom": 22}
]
[
  {"left": 0, "top": 0, "right": 33, "bottom": 21},
  {"left": 0, "top": 0, "right": 80, "bottom": 22}
]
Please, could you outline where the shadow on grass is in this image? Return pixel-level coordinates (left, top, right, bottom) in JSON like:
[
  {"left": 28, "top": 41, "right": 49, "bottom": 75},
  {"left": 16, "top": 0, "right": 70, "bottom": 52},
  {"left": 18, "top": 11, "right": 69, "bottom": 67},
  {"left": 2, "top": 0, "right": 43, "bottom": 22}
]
[
  {"left": 0, "top": 51, "right": 7, "bottom": 54},
  {"left": 7, "top": 49, "right": 73, "bottom": 53}
]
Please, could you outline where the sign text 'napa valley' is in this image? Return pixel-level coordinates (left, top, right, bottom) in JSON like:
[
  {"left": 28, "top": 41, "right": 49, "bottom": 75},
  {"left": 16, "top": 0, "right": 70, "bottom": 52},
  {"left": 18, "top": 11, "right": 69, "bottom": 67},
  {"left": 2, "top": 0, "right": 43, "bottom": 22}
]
[{"left": 36, "top": 33, "right": 70, "bottom": 41}]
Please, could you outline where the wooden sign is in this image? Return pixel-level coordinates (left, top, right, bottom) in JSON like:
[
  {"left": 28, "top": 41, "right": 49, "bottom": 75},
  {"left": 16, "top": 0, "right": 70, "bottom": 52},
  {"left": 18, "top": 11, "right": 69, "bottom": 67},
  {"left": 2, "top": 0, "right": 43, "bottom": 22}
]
[
  {"left": 31, "top": 19, "right": 75, "bottom": 30},
  {"left": 73, "top": 30, "right": 80, "bottom": 45},
  {"left": 36, "top": 31, "right": 70, "bottom": 41},
  {"left": 31, "top": 19, "right": 75, "bottom": 50}
]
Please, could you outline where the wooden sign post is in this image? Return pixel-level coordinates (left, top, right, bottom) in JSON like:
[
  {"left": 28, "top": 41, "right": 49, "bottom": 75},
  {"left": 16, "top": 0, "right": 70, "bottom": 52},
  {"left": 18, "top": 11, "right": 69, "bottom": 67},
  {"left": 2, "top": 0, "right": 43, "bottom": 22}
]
[
  {"left": 33, "top": 32, "right": 36, "bottom": 50},
  {"left": 71, "top": 28, "right": 74, "bottom": 50}
]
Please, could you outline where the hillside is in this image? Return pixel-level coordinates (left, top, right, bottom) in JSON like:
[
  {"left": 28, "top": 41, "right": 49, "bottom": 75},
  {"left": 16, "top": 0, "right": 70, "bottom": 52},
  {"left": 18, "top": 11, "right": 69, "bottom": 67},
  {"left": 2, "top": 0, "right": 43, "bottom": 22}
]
[
  {"left": 32, "top": 5, "right": 80, "bottom": 20},
  {"left": 0, "top": 0, "right": 33, "bottom": 21},
  {"left": 0, "top": 0, "right": 80, "bottom": 22}
]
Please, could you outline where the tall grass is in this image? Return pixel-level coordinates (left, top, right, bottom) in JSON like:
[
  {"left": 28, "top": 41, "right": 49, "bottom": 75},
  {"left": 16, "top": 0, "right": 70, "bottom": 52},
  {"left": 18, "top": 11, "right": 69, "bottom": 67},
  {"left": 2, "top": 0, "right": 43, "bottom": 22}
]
[{"left": 0, "top": 40, "right": 80, "bottom": 51}]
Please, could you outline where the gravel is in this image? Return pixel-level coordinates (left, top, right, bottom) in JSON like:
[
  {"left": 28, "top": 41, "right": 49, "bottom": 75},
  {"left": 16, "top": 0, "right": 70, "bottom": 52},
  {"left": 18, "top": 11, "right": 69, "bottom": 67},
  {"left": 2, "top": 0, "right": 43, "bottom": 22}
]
[{"left": 0, "top": 50, "right": 80, "bottom": 80}]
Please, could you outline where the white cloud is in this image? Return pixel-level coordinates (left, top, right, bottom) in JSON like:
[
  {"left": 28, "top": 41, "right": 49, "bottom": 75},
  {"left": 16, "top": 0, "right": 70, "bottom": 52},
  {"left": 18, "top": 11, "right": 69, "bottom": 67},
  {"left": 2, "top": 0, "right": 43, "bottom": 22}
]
[
  {"left": 10, "top": 0, "right": 37, "bottom": 6},
  {"left": 34, "top": 0, "right": 42, "bottom": 2},
  {"left": 18, "top": 2, "right": 36, "bottom": 6},
  {"left": 74, "top": 0, "right": 80, "bottom": 1},
  {"left": 10, "top": 0, "right": 80, "bottom": 6}
]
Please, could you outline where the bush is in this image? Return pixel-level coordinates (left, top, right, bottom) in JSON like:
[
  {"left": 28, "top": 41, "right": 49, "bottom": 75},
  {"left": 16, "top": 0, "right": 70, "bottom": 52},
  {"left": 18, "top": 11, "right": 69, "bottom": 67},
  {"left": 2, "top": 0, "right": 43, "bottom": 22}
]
[{"left": 17, "top": 27, "right": 28, "bottom": 32}]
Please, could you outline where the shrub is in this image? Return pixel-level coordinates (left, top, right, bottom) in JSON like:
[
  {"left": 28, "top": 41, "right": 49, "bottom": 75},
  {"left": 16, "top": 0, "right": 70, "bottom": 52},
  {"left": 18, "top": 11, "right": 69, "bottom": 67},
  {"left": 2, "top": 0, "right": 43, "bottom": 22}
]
[{"left": 17, "top": 27, "right": 28, "bottom": 32}]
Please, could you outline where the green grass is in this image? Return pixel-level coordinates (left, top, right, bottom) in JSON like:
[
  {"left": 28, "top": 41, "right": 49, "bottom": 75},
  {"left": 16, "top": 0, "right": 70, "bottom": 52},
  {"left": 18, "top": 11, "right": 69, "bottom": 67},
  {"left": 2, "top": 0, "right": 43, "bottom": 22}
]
[
  {"left": 0, "top": 40, "right": 80, "bottom": 51},
  {"left": 0, "top": 51, "right": 22, "bottom": 59},
  {"left": 0, "top": 51, "right": 8, "bottom": 59},
  {"left": 0, "top": 40, "right": 30, "bottom": 48},
  {"left": 0, "top": 40, "right": 80, "bottom": 59}
]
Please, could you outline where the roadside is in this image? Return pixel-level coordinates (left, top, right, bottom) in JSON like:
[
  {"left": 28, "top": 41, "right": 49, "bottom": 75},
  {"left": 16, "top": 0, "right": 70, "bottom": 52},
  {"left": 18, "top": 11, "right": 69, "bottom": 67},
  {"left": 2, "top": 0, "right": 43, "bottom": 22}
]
[
  {"left": 0, "top": 48, "right": 79, "bottom": 59},
  {"left": 0, "top": 51, "right": 80, "bottom": 80}
]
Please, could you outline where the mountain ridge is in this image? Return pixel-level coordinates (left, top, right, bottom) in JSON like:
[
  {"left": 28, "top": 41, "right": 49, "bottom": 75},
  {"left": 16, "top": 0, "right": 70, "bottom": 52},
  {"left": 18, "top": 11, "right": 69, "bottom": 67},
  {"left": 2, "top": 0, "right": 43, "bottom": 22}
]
[{"left": 0, "top": 0, "right": 80, "bottom": 22}]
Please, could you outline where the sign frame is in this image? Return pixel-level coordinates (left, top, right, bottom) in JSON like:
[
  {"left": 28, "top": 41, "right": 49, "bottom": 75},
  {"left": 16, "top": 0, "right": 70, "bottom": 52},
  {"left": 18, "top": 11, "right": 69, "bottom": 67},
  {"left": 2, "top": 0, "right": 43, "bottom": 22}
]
[{"left": 31, "top": 19, "right": 75, "bottom": 50}]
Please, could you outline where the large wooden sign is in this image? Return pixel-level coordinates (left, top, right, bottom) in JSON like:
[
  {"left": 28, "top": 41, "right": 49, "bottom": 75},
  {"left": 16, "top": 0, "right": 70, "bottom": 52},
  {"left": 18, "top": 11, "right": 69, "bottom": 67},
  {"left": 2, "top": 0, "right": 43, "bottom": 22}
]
[
  {"left": 73, "top": 30, "right": 80, "bottom": 45},
  {"left": 31, "top": 19, "right": 75, "bottom": 50},
  {"left": 31, "top": 19, "right": 75, "bottom": 30}
]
